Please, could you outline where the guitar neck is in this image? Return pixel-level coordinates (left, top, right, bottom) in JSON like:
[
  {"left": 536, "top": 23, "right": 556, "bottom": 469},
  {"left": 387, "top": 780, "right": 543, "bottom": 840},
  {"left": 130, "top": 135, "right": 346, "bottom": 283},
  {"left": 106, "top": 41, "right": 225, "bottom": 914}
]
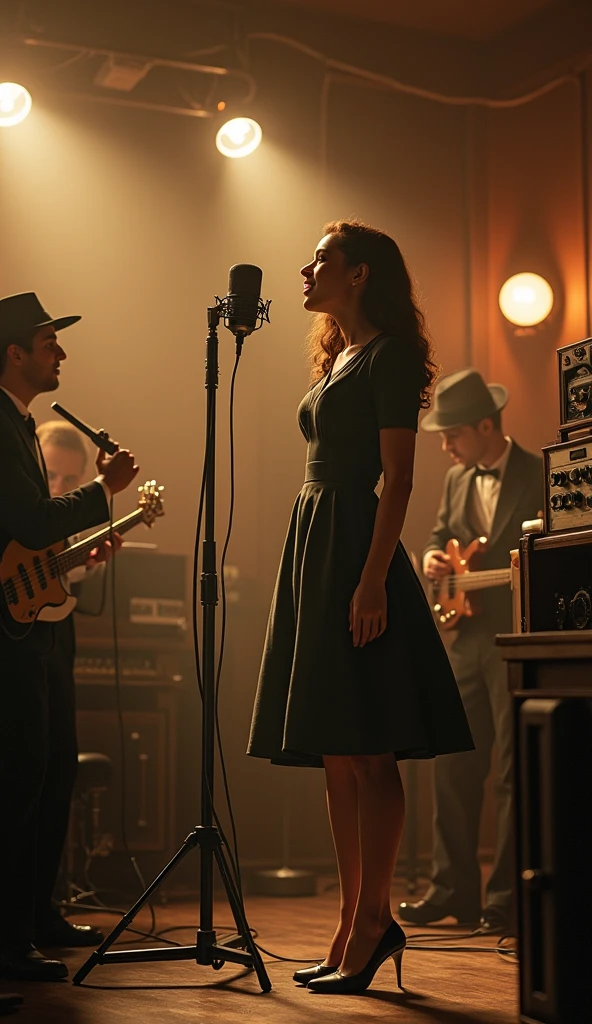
[
  {"left": 56, "top": 509, "right": 145, "bottom": 574},
  {"left": 447, "top": 568, "right": 512, "bottom": 593}
]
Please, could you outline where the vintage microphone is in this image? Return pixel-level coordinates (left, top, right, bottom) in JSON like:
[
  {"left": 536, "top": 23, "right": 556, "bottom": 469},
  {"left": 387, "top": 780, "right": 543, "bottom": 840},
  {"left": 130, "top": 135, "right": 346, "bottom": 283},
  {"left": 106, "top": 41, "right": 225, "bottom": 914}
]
[
  {"left": 74, "top": 266, "right": 272, "bottom": 992},
  {"left": 50, "top": 402, "right": 119, "bottom": 454},
  {"left": 218, "top": 263, "right": 271, "bottom": 346}
]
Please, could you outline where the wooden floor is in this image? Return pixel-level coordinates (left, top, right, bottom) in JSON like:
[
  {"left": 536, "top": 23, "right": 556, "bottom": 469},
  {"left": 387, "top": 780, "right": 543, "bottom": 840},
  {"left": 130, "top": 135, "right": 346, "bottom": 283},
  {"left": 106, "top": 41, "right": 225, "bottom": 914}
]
[{"left": 0, "top": 879, "right": 518, "bottom": 1023}]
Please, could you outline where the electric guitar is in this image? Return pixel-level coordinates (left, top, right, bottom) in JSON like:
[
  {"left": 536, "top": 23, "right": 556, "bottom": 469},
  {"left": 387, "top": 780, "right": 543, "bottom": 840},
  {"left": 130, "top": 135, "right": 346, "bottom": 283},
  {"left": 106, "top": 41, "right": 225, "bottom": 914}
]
[
  {"left": 430, "top": 536, "right": 512, "bottom": 630},
  {"left": 0, "top": 480, "right": 164, "bottom": 639}
]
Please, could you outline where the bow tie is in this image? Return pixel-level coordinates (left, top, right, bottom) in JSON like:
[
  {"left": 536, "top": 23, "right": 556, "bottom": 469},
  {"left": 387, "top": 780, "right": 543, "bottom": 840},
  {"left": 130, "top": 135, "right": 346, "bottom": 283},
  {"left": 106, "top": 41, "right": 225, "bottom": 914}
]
[
  {"left": 25, "top": 414, "right": 37, "bottom": 438},
  {"left": 474, "top": 466, "right": 500, "bottom": 479}
]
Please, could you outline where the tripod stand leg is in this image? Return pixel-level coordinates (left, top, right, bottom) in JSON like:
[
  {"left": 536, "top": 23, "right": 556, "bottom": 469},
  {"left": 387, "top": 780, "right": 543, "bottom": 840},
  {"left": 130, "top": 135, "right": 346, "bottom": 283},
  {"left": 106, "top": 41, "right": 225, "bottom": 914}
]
[
  {"left": 72, "top": 832, "right": 198, "bottom": 984},
  {"left": 214, "top": 845, "right": 271, "bottom": 993}
]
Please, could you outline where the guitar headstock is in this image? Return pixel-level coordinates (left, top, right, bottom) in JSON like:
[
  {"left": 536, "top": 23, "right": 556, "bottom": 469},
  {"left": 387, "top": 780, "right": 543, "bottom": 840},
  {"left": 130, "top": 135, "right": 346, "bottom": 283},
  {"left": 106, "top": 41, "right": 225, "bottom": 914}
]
[{"left": 138, "top": 480, "right": 165, "bottom": 525}]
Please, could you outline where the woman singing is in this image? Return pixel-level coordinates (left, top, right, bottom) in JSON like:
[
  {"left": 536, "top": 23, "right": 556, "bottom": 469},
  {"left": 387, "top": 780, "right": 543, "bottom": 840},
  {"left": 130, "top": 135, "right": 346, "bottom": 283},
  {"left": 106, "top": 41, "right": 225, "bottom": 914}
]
[{"left": 248, "top": 220, "right": 473, "bottom": 994}]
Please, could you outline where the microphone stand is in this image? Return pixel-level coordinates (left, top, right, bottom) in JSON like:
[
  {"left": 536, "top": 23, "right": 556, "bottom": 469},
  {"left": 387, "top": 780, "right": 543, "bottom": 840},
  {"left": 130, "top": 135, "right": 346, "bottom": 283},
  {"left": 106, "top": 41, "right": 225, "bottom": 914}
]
[{"left": 73, "top": 302, "right": 271, "bottom": 992}]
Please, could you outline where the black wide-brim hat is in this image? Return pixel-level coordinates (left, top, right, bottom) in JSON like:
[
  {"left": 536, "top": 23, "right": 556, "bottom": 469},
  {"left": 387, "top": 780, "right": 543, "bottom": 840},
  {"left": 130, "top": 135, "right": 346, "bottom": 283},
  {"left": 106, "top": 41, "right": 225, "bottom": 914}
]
[
  {"left": 0, "top": 292, "right": 81, "bottom": 345},
  {"left": 421, "top": 367, "right": 508, "bottom": 432}
]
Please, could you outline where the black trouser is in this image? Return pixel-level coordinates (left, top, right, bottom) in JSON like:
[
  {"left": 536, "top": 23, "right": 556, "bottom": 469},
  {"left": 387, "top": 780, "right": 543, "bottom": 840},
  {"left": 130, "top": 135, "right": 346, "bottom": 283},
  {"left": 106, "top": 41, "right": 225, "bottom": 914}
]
[
  {"left": 0, "top": 618, "right": 78, "bottom": 944},
  {"left": 427, "top": 625, "right": 514, "bottom": 917}
]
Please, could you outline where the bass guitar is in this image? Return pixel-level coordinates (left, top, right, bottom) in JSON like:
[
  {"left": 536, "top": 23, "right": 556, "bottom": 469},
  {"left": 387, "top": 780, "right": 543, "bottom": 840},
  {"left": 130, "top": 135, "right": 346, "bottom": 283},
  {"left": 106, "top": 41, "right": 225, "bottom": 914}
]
[
  {"left": 430, "top": 536, "right": 512, "bottom": 630},
  {"left": 0, "top": 480, "right": 164, "bottom": 639}
]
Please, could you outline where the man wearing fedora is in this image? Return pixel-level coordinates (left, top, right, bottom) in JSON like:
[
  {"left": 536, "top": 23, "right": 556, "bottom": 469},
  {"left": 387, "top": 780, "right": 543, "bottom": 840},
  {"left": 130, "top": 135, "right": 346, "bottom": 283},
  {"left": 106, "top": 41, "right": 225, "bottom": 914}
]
[
  {"left": 398, "top": 368, "right": 542, "bottom": 935},
  {"left": 0, "top": 292, "right": 138, "bottom": 981}
]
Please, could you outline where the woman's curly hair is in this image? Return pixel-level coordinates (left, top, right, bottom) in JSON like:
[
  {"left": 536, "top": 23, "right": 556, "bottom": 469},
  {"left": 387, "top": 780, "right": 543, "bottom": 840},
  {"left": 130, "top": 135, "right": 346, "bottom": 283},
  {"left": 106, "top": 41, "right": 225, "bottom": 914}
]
[{"left": 306, "top": 219, "right": 437, "bottom": 408}]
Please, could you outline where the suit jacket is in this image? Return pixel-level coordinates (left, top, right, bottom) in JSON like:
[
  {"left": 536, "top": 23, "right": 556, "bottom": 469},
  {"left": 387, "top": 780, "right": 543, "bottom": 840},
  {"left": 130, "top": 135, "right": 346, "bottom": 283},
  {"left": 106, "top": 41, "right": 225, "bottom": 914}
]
[
  {"left": 0, "top": 388, "right": 109, "bottom": 645},
  {"left": 424, "top": 441, "right": 543, "bottom": 634}
]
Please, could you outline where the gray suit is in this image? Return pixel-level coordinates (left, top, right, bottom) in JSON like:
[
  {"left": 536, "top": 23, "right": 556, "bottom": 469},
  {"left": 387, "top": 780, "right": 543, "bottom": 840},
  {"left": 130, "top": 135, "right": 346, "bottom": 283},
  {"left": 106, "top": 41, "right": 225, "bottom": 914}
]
[{"left": 423, "top": 441, "right": 543, "bottom": 917}]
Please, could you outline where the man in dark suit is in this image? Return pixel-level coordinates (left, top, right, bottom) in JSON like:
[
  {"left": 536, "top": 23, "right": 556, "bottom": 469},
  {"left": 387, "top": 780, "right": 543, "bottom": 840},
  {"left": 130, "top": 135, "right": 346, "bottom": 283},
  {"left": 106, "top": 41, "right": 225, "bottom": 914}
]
[
  {"left": 398, "top": 368, "right": 542, "bottom": 935},
  {"left": 0, "top": 292, "right": 138, "bottom": 981}
]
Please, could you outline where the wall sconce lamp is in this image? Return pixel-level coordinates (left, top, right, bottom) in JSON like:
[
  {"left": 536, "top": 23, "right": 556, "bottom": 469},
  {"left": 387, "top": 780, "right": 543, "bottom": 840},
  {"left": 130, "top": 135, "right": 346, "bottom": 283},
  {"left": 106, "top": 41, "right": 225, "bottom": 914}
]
[{"left": 498, "top": 272, "right": 554, "bottom": 327}]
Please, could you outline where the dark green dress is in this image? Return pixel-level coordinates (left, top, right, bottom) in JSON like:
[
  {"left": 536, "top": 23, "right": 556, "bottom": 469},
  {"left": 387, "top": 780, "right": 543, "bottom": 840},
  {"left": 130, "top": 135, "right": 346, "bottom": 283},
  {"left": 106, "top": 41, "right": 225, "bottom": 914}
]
[{"left": 247, "top": 334, "right": 473, "bottom": 767}]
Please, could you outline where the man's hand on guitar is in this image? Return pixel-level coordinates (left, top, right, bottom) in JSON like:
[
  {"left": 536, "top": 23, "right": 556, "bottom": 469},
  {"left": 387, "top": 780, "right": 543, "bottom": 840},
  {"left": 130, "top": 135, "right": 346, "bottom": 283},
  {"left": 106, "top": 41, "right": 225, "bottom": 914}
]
[
  {"left": 424, "top": 550, "right": 453, "bottom": 581},
  {"left": 86, "top": 532, "right": 123, "bottom": 568},
  {"left": 96, "top": 448, "right": 139, "bottom": 494}
]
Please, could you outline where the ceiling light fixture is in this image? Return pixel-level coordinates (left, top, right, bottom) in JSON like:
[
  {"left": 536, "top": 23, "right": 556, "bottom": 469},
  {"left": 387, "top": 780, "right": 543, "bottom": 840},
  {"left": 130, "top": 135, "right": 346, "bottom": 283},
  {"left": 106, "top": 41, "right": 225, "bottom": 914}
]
[
  {"left": 216, "top": 117, "right": 262, "bottom": 158},
  {"left": 0, "top": 82, "right": 32, "bottom": 127}
]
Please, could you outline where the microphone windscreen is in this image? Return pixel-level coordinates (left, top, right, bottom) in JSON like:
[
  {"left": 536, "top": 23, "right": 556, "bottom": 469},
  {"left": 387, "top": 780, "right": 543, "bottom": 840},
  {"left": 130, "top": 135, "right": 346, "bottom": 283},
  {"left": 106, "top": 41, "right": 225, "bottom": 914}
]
[
  {"left": 226, "top": 264, "right": 262, "bottom": 335},
  {"left": 228, "top": 263, "right": 262, "bottom": 297}
]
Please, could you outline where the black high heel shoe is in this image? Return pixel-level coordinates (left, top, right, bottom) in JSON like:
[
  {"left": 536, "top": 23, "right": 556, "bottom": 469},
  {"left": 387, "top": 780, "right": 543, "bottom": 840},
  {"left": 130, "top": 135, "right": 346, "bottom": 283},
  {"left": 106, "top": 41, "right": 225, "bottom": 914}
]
[
  {"left": 307, "top": 920, "right": 405, "bottom": 994},
  {"left": 293, "top": 963, "right": 338, "bottom": 984}
]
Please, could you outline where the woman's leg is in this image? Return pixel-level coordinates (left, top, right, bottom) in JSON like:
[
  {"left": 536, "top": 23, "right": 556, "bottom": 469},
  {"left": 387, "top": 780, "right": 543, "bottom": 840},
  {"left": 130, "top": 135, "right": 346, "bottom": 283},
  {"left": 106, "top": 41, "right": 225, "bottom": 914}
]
[
  {"left": 340, "top": 753, "right": 405, "bottom": 976},
  {"left": 322, "top": 755, "right": 361, "bottom": 966}
]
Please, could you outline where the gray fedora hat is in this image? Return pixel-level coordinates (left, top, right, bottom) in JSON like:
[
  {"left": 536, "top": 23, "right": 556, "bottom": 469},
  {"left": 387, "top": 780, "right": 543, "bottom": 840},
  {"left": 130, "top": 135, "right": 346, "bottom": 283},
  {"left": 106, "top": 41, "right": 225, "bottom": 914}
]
[
  {"left": 0, "top": 292, "right": 81, "bottom": 345},
  {"left": 421, "top": 368, "right": 508, "bottom": 432}
]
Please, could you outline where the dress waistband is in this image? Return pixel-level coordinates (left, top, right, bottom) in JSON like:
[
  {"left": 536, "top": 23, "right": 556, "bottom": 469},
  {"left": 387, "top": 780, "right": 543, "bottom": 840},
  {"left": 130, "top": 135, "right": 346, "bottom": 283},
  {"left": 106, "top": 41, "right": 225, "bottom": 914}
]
[{"left": 304, "top": 461, "right": 378, "bottom": 489}]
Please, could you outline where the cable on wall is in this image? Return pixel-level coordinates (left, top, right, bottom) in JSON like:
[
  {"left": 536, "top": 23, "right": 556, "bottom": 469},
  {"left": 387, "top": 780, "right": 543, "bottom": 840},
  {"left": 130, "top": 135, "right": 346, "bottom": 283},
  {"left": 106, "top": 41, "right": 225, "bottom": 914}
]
[
  {"left": 579, "top": 70, "right": 592, "bottom": 336},
  {"left": 248, "top": 31, "right": 592, "bottom": 110}
]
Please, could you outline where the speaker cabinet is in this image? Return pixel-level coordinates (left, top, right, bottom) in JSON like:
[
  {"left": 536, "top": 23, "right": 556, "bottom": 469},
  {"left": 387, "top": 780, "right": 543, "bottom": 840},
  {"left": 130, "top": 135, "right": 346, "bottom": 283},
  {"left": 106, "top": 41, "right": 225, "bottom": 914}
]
[{"left": 517, "top": 697, "right": 591, "bottom": 1023}]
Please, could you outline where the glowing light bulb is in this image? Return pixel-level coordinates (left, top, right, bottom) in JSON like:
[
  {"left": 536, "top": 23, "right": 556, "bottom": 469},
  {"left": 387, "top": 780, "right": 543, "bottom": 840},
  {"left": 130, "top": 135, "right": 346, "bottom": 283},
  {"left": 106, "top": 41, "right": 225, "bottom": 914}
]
[
  {"left": 498, "top": 272, "right": 554, "bottom": 327},
  {"left": 215, "top": 117, "right": 262, "bottom": 159},
  {"left": 0, "top": 82, "right": 32, "bottom": 127}
]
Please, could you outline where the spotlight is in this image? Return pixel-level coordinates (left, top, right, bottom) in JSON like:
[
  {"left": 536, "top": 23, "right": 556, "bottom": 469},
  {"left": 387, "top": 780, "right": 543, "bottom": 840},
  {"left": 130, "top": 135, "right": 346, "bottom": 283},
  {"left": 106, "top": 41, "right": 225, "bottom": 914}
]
[
  {"left": 216, "top": 117, "right": 262, "bottom": 159},
  {"left": 499, "top": 272, "right": 554, "bottom": 327},
  {"left": 0, "top": 82, "right": 32, "bottom": 127}
]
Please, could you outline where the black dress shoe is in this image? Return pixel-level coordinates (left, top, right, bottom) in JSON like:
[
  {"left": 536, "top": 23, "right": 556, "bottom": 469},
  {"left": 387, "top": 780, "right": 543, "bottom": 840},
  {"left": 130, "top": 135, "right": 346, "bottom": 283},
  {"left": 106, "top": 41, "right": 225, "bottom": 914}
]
[
  {"left": 307, "top": 920, "right": 405, "bottom": 994},
  {"left": 472, "top": 907, "right": 511, "bottom": 936},
  {"left": 398, "top": 895, "right": 480, "bottom": 926},
  {"left": 36, "top": 916, "right": 104, "bottom": 948},
  {"left": 293, "top": 963, "right": 338, "bottom": 984},
  {"left": 0, "top": 941, "right": 68, "bottom": 981}
]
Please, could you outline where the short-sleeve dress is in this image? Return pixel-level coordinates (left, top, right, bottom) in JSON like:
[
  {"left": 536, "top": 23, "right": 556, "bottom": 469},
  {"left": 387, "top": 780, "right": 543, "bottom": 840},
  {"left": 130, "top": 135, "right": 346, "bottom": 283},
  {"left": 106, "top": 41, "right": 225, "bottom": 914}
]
[{"left": 247, "top": 333, "right": 473, "bottom": 767}]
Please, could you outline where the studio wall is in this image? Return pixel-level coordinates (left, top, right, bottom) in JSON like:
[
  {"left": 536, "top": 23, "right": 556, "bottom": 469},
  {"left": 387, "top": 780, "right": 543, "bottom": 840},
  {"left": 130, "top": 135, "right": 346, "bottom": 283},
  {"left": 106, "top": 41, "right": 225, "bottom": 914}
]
[{"left": 1, "top": 5, "right": 591, "bottom": 876}]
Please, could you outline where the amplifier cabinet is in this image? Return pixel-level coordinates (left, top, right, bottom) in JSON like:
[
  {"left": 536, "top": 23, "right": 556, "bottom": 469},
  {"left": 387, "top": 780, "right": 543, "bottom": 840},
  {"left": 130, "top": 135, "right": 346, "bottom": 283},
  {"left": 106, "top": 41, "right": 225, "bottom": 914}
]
[
  {"left": 519, "top": 530, "right": 592, "bottom": 632},
  {"left": 557, "top": 338, "right": 592, "bottom": 434},
  {"left": 543, "top": 434, "right": 592, "bottom": 534},
  {"left": 497, "top": 633, "right": 592, "bottom": 1024}
]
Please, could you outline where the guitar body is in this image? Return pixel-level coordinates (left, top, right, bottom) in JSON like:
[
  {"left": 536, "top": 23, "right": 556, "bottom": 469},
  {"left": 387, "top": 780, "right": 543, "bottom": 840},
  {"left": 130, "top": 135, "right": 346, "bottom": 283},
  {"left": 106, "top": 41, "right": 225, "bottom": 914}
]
[
  {"left": 0, "top": 480, "right": 165, "bottom": 641},
  {"left": 0, "top": 537, "right": 70, "bottom": 639},
  {"left": 432, "top": 536, "right": 488, "bottom": 630}
]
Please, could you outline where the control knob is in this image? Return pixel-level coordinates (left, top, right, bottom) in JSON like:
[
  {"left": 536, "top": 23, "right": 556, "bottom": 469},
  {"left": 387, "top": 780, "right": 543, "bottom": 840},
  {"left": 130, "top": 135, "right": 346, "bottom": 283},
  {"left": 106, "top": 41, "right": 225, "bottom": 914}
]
[
  {"left": 554, "top": 595, "right": 568, "bottom": 629},
  {"left": 570, "top": 588, "right": 592, "bottom": 629},
  {"left": 550, "top": 493, "right": 564, "bottom": 511},
  {"left": 562, "top": 490, "right": 584, "bottom": 509},
  {"left": 569, "top": 467, "right": 582, "bottom": 484},
  {"left": 573, "top": 347, "right": 587, "bottom": 360},
  {"left": 550, "top": 470, "right": 567, "bottom": 486}
]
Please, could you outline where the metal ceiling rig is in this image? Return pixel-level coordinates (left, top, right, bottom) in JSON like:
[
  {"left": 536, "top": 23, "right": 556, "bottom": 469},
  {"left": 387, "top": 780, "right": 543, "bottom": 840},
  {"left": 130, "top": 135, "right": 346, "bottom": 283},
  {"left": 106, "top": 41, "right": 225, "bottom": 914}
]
[{"left": 21, "top": 35, "right": 256, "bottom": 117}]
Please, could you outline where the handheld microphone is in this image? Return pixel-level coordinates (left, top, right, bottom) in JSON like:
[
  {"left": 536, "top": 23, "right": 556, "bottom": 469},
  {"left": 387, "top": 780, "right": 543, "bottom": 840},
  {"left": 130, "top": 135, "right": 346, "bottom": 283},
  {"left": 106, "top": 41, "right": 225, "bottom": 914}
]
[
  {"left": 219, "top": 264, "right": 271, "bottom": 337},
  {"left": 51, "top": 402, "right": 119, "bottom": 454}
]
